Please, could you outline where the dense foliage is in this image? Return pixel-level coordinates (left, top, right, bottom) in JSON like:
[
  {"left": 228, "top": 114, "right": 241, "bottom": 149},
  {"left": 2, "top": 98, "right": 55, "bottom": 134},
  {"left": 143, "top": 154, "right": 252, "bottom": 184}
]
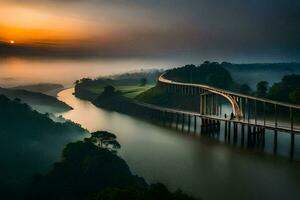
[
  {"left": 0, "top": 95, "right": 85, "bottom": 199},
  {"left": 0, "top": 87, "right": 72, "bottom": 113},
  {"left": 164, "top": 62, "right": 235, "bottom": 90},
  {"left": 27, "top": 134, "right": 197, "bottom": 200},
  {"left": 89, "top": 183, "right": 197, "bottom": 200},
  {"left": 28, "top": 140, "right": 147, "bottom": 200},
  {"left": 136, "top": 62, "right": 235, "bottom": 110},
  {"left": 136, "top": 86, "right": 200, "bottom": 112},
  {"left": 268, "top": 74, "right": 300, "bottom": 104}
]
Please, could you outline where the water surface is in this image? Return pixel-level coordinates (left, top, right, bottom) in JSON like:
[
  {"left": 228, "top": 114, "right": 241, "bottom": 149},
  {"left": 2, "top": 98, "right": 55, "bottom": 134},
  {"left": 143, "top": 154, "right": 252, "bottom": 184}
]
[{"left": 57, "top": 88, "right": 300, "bottom": 200}]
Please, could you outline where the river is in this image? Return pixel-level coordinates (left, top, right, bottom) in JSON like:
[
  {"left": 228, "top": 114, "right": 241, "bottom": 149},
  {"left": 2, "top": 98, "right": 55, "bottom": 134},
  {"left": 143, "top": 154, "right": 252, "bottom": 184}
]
[{"left": 57, "top": 88, "right": 300, "bottom": 200}]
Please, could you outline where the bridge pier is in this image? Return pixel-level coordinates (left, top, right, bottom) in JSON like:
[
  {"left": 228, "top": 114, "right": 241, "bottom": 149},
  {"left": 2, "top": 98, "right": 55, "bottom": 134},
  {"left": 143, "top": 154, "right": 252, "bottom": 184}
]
[
  {"left": 188, "top": 115, "right": 191, "bottom": 133},
  {"left": 201, "top": 118, "right": 205, "bottom": 135},
  {"left": 228, "top": 121, "right": 231, "bottom": 142},
  {"left": 241, "top": 124, "right": 245, "bottom": 146},
  {"left": 247, "top": 126, "right": 252, "bottom": 147},
  {"left": 233, "top": 123, "right": 238, "bottom": 145},
  {"left": 176, "top": 113, "right": 179, "bottom": 129},
  {"left": 253, "top": 126, "right": 257, "bottom": 145},
  {"left": 194, "top": 115, "right": 197, "bottom": 133},
  {"left": 156, "top": 74, "right": 300, "bottom": 160},
  {"left": 290, "top": 107, "right": 294, "bottom": 159},
  {"left": 224, "top": 121, "right": 228, "bottom": 140},
  {"left": 182, "top": 113, "right": 185, "bottom": 131},
  {"left": 290, "top": 133, "right": 295, "bottom": 159},
  {"left": 273, "top": 130, "right": 278, "bottom": 153},
  {"left": 262, "top": 128, "right": 266, "bottom": 149}
]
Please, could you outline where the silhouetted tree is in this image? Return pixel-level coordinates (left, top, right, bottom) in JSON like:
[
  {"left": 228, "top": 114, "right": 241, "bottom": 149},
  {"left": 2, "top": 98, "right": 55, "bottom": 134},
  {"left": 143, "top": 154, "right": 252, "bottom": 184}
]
[
  {"left": 239, "top": 84, "right": 252, "bottom": 95},
  {"left": 28, "top": 140, "right": 146, "bottom": 200},
  {"left": 289, "top": 89, "right": 300, "bottom": 104},
  {"left": 88, "top": 183, "right": 198, "bottom": 200},
  {"left": 269, "top": 74, "right": 300, "bottom": 103},
  {"left": 85, "top": 131, "right": 121, "bottom": 152},
  {"left": 256, "top": 81, "right": 269, "bottom": 97},
  {"left": 104, "top": 85, "right": 115, "bottom": 94}
]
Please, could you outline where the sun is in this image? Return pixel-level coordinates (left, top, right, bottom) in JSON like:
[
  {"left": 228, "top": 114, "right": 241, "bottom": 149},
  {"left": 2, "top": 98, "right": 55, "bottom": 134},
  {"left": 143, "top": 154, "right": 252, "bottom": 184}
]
[{"left": 9, "top": 40, "right": 15, "bottom": 44}]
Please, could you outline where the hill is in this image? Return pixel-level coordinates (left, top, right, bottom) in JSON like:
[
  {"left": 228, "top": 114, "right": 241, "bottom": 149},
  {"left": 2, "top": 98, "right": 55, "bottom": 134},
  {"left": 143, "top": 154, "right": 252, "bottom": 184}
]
[
  {"left": 136, "top": 62, "right": 236, "bottom": 111},
  {"left": 0, "top": 95, "right": 86, "bottom": 198},
  {"left": 0, "top": 87, "right": 72, "bottom": 113},
  {"left": 12, "top": 83, "right": 64, "bottom": 96}
]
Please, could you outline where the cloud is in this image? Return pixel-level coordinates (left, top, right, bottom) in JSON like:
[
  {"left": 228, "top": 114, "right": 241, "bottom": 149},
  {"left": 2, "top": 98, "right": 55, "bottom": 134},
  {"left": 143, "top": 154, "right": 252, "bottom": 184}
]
[{"left": 0, "top": 0, "right": 300, "bottom": 61}]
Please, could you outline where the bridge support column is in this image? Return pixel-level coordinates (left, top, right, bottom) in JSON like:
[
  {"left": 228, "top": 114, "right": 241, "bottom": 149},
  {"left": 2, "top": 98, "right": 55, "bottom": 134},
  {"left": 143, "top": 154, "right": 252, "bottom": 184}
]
[
  {"left": 290, "top": 107, "right": 294, "bottom": 160},
  {"left": 233, "top": 123, "right": 238, "bottom": 144},
  {"left": 247, "top": 126, "right": 252, "bottom": 147},
  {"left": 254, "top": 100, "right": 257, "bottom": 125},
  {"left": 194, "top": 115, "right": 197, "bottom": 133},
  {"left": 224, "top": 121, "right": 228, "bottom": 140},
  {"left": 263, "top": 102, "right": 266, "bottom": 127},
  {"left": 181, "top": 113, "right": 185, "bottom": 131},
  {"left": 200, "top": 95, "right": 204, "bottom": 115},
  {"left": 253, "top": 126, "right": 257, "bottom": 145},
  {"left": 256, "top": 127, "right": 261, "bottom": 148},
  {"left": 273, "top": 130, "right": 278, "bottom": 154},
  {"left": 261, "top": 128, "right": 266, "bottom": 149},
  {"left": 176, "top": 113, "right": 179, "bottom": 129},
  {"left": 228, "top": 121, "right": 231, "bottom": 142},
  {"left": 241, "top": 124, "right": 245, "bottom": 146},
  {"left": 188, "top": 115, "right": 191, "bottom": 133},
  {"left": 273, "top": 104, "right": 278, "bottom": 154},
  {"left": 243, "top": 98, "right": 246, "bottom": 121},
  {"left": 247, "top": 98, "right": 250, "bottom": 124}
]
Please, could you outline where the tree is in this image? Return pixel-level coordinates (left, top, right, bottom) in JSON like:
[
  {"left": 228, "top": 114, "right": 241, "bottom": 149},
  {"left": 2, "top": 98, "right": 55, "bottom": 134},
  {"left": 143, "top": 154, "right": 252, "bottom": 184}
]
[
  {"left": 269, "top": 74, "right": 300, "bottom": 102},
  {"left": 89, "top": 183, "right": 198, "bottom": 200},
  {"left": 86, "top": 131, "right": 121, "bottom": 152},
  {"left": 239, "top": 84, "right": 252, "bottom": 95},
  {"left": 102, "top": 85, "right": 115, "bottom": 96},
  {"left": 28, "top": 141, "right": 146, "bottom": 200},
  {"left": 289, "top": 89, "right": 300, "bottom": 104},
  {"left": 140, "top": 78, "right": 148, "bottom": 86},
  {"left": 256, "top": 81, "right": 269, "bottom": 97}
]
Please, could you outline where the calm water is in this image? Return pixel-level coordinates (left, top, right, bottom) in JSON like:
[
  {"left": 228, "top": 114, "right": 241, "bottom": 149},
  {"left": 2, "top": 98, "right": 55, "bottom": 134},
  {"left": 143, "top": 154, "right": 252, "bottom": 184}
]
[{"left": 57, "top": 88, "right": 300, "bottom": 200}]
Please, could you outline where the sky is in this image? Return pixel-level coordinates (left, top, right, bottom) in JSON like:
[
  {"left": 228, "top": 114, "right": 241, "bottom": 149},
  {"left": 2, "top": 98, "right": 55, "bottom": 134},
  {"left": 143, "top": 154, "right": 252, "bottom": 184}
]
[{"left": 0, "top": 0, "right": 300, "bottom": 61}]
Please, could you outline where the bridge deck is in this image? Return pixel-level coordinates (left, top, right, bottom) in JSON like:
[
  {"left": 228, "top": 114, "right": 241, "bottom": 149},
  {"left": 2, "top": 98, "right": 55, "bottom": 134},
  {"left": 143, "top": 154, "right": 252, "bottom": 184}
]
[
  {"left": 159, "top": 75, "right": 300, "bottom": 109},
  {"left": 135, "top": 101, "right": 300, "bottom": 134}
]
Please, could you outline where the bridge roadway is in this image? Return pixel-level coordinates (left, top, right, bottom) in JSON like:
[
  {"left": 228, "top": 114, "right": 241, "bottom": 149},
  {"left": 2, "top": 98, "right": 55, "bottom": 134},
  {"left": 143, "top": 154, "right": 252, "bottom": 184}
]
[
  {"left": 135, "top": 101, "right": 300, "bottom": 134},
  {"left": 132, "top": 73, "right": 300, "bottom": 158},
  {"left": 158, "top": 74, "right": 300, "bottom": 111},
  {"left": 156, "top": 73, "right": 300, "bottom": 134}
]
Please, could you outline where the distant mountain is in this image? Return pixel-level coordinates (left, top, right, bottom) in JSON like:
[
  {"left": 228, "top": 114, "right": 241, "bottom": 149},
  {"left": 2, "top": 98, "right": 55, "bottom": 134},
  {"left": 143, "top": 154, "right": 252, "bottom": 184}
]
[
  {"left": 222, "top": 62, "right": 300, "bottom": 72},
  {"left": 11, "top": 83, "right": 64, "bottom": 96},
  {"left": 221, "top": 62, "right": 300, "bottom": 88},
  {"left": 0, "top": 87, "right": 72, "bottom": 113}
]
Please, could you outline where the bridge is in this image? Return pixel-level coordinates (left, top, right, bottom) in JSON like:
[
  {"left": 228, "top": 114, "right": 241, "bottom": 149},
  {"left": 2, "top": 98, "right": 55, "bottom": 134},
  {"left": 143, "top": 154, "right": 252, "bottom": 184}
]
[{"left": 134, "top": 73, "right": 300, "bottom": 159}]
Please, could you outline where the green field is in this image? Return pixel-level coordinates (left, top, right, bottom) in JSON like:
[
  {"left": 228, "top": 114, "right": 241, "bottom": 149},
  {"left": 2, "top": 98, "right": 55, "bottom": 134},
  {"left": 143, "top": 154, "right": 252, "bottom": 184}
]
[{"left": 82, "top": 84, "right": 154, "bottom": 99}]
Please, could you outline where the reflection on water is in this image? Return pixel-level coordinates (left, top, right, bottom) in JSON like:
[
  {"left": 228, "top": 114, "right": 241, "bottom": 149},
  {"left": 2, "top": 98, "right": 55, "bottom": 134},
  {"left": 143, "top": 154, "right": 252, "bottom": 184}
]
[{"left": 57, "top": 88, "right": 300, "bottom": 200}]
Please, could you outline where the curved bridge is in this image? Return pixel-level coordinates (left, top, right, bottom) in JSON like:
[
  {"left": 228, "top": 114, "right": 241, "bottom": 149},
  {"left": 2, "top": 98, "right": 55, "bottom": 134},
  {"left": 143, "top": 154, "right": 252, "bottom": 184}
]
[
  {"left": 135, "top": 72, "right": 300, "bottom": 159},
  {"left": 158, "top": 74, "right": 243, "bottom": 118}
]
